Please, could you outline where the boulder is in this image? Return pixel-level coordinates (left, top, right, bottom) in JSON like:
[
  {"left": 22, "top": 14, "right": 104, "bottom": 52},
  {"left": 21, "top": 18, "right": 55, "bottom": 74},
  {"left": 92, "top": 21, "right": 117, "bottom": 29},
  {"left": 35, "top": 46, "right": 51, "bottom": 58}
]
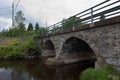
[{"left": 45, "top": 57, "right": 64, "bottom": 66}]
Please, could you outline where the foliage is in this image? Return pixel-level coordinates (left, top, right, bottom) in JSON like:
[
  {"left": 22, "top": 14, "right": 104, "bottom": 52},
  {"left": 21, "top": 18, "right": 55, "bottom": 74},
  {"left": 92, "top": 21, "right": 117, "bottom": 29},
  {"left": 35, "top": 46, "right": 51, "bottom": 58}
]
[
  {"left": 0, "top": 38, "right": 40, "bottom": 59},
  {"left": 0, "top": 38, "right": 20, "bottom": 46},
  {"left": 0, "top": 10, "right": 43, "bottom": 59},
  {"left": 35, "top": 22, "right": 40, "bottom": 32},
  {"left": 0, "top": 43, "right": 26, "bottom": 59},
  {"left": 1, "top": 24, "right": 26, "bottom": 37},
  {"left": 27, "top": 23, "right": 33, "bottom": 31},
  {"left": 14, "top": 10, "right": 26, "bottom": 27},
  {"left": 24, "top": 31, "right": 35, "bottom": 37},
  {"left": 34, "top": 27, "right": 48, "bottom": 37},
  {"left": 62, "top": 16, "right": 83, "bottom": 30},
  {"left": 18, "top": 23, "right": 26, "bottom": 37},
  {"left": 80, "top": 65, "right": 120, "bottom": 80},
  {"left": 0, "top": 10, "right": 27, "bottom": 37},
  {"left": 51, "top": 16, "right": 83, "bottom": 33}
]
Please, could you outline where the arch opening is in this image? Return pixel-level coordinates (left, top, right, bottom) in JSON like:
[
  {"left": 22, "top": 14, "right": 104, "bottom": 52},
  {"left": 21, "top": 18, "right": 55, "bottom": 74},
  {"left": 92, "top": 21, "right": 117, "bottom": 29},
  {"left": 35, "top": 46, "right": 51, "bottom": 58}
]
[
  {"left": 43, "top": 40, "right": 55, "bottom": 57},
  {"left": 60, "top": 37, "right": 96, "bottom": 64},
  {"left": 44, "top": 40, "right": 55, "bottom": 50}
]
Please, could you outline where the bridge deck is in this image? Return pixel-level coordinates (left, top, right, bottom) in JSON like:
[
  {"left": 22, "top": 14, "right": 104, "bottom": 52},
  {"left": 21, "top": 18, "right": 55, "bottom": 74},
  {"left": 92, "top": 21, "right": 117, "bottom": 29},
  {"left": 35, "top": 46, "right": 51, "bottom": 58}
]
[
  {"left": 41, "top": 16, "right": 120, "bottom": 38},
  {"left": 40, "top": 0, "right": 120, "bottom": 38}
]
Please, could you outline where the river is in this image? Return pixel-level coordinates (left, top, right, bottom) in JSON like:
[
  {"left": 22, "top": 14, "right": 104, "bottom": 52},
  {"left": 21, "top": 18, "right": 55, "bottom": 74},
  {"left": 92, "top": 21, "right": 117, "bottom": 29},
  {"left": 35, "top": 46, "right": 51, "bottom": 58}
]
[{"left": 0, "top": 59, "right": 94, "bottom": 80}]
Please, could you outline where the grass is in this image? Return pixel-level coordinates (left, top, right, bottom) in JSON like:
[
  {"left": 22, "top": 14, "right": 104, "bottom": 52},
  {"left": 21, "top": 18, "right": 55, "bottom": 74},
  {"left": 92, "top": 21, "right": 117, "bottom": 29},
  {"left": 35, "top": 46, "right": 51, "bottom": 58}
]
[
  {"left": 80, "top": 65, "right": 120, "bottom": 80},
  {"left": 0, "top": 37, "right": 41, "bottom": 59},
  {"left": 0, "top": 37, "right": 20, "bottom": 46}
]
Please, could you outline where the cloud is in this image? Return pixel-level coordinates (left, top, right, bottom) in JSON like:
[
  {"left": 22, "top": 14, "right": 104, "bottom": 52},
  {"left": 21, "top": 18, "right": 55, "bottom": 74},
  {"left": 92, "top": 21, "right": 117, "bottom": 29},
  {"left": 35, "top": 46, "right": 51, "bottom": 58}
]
[
  {"left": 0, "top": 17, "right": 12, "bottom": 31},
  {"left": 20, "top": 0, "right": 104, "bottom": 26},
  {"left": 0, "top": 0, "right": 106, "bottom": 31},
  {"left": 0, "top": 0, "right": 12, "bottom": 17}
]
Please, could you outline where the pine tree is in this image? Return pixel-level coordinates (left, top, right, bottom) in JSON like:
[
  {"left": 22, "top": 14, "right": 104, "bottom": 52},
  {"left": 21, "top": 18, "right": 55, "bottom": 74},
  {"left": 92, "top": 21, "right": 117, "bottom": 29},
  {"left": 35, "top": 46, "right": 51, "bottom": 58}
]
[
  {"left": 35, "top": 22, "right": 40, "bottom": 32},
  {"left": 27, "top": 23, "right": 33, "bottom": 31}
]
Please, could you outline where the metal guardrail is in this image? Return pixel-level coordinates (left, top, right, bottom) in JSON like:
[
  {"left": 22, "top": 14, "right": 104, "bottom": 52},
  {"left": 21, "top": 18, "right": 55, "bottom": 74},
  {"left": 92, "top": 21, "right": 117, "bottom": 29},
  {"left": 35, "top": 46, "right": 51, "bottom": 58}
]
[{"left": 42, "top": 0, "right": 120, "bottom": 36}]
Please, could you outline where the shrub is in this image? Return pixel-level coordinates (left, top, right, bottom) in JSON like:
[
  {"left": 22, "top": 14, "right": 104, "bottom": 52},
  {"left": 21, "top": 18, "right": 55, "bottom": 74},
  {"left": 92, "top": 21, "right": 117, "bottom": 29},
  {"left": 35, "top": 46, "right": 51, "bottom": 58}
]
[
  {"left": 80, "top": 65, "right": 120, "bottom": 80},
  {"left": 0, "top": 43, "right": 26, "bottom": 59},
  {"left": 0, "top": 38, "right": 41, "bottom": 59}
]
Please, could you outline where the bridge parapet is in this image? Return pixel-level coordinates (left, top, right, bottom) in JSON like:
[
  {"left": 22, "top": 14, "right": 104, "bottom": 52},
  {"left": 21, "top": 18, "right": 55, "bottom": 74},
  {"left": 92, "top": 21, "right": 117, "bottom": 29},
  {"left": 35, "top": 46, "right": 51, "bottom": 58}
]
[
  {"left": 41, "top": 0, "right": 120, "bottom": 36},
  {"left": 41, "top": 16, "right": 120, "bottom": 38}
]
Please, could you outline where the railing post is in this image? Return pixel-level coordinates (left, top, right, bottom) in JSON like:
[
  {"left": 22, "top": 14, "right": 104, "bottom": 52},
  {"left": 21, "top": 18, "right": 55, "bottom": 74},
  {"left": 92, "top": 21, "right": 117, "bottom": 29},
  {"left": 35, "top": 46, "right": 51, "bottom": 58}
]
[
  {"left": 42, "top": 28, "right": 43, "bottom": 36},
  {"left": 53, "top": 25, "right": 55, "bottom": 33},
  {"left": 100, "top": 14, "right": 105, "bottom": 21},
  {"left": 61, "top": 20, "right": 64, "bottom": 33},
  {"left": 91, "top": 8, "right": 93, "bottom": 23},
  {"left": 72, "top": 16, "right": 75, "bottom": 31},
  {"left": 47, "top": 27, "right": 49, "bottom": 35}
]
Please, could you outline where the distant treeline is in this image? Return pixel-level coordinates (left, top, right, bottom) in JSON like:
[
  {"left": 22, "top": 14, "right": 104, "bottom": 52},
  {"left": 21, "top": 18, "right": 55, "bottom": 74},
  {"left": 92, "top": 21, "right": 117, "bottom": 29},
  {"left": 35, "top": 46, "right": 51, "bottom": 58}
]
[
  {"left": 0, "top": 10, "right": 46, "bottom": 38},
  {"left": 0, "top": 10, "right": 84, "bottom": 37},
  {"left": 0, "top": 22, "right": 46, "bottom": 37}
]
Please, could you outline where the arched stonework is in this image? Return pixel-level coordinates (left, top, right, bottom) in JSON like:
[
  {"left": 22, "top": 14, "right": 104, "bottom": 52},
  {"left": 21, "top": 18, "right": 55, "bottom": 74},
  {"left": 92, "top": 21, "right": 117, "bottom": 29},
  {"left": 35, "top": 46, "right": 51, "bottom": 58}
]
[
  {"left": 61, "top": 37, "right": 95, "bottom": 55},
  {"left": 42, "top": 23, "right": 120, "bottom": 71},
  {"left": 44, "top": 40, "right": 54, "bottom": 50},
  {"left": 42, "top": 39, "right": 56, "bottom": 57},
  {"left": 43, "top": 30, "right": 104, "bottom": 65}
]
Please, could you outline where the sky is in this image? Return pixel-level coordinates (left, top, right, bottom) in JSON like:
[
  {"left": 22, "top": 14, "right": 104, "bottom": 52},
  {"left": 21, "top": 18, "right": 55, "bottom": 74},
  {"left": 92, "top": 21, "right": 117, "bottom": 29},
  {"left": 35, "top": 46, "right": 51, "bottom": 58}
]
[{"left": 0, "top": 0, "right": 110, "bottom": 31}]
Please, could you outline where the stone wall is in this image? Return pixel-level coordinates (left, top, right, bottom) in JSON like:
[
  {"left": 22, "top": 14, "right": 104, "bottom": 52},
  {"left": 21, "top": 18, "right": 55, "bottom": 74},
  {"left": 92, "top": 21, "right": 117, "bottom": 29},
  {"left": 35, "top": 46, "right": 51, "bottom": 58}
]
[{"left": 40, "top": 16, "right": 120, "bottom": 71}]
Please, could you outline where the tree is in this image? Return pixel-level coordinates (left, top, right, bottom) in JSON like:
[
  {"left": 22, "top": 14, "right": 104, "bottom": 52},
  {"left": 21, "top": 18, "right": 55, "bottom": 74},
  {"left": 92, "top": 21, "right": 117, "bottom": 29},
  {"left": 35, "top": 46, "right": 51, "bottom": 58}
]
[
  {"left": 1, "top": 29, "right": 6, "bottom": 37},
  {"left": 1, "top": 11, "right": 26, "bottom": 37},
  {"left": 15, "top": 10, "right": 26, "bottom": 27},
  {"left": 62, "top": 16, "right": 81, "bottom": 29},
  {"left": 14, "top": 10, "right": 26, "bottom": 37},
  {"left": 18, "top": 23, "right": 26, "bottom": 37},
  {"left": 51, "top": 16, "right": 82, "bottom": 33},
  {"left": 35, "top": 22, "right": 40, "bottom": 32},
  {"left": 27, "top": 23, "right": 33, "bottom": 31}
]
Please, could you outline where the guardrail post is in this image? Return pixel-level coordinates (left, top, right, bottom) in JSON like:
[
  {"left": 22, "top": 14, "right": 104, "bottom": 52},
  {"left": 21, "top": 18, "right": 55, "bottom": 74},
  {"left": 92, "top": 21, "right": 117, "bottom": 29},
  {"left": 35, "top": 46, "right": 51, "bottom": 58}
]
[
  {"left": 42, "top": 28, "right": 43, "bottom": 36},
  {"left": 53, "top": 25, "right": 55, "bottom": 33},
  {"left": 100, "top": 14, "right": 105, "bottom": 21},
  {"left": 61, "top": 20, "right": 64, "bottom": 33},
  {"left": 91, "top": 8, "right": 93, "bottom": 23},
  {"left": 72, "top": 16, "right": 75, "bottom": 31},
  {"left": 47, "top": 27, "right": 49, "bottom": 35}
]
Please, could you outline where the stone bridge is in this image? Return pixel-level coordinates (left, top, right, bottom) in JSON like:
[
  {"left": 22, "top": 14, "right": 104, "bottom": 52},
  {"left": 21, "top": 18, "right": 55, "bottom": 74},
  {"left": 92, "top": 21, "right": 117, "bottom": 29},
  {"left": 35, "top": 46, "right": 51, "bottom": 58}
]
[
  {"left": 35, "top": 0, "right": 120, "bottom": 72},
  {"left": 36, "top": 16, "right": 120, "bottom": 71}
]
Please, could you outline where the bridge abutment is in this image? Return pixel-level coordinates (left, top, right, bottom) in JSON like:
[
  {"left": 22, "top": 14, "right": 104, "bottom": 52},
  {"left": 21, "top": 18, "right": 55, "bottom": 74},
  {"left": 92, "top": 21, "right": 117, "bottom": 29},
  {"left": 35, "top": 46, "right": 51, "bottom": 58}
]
[{"left": 41, "top": 50, "right": 55, "bottom": 57}]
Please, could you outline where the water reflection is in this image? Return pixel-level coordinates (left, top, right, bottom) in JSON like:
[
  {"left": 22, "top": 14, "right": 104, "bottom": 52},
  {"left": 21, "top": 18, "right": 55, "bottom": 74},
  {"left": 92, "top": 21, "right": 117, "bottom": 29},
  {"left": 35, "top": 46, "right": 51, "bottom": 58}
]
[{"left": 0, "top": 60, "right": 94, "bottom": 80}]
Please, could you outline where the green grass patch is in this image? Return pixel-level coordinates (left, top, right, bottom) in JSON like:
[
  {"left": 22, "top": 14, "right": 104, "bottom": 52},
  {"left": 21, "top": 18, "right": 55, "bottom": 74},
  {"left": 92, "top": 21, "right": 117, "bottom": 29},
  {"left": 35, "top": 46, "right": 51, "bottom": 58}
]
[
  {"left": 0, "top": 37, "right": 40, "bottom": 59},
  {"left": 80, "top": 65, "right": 120, "bottom": 80}
]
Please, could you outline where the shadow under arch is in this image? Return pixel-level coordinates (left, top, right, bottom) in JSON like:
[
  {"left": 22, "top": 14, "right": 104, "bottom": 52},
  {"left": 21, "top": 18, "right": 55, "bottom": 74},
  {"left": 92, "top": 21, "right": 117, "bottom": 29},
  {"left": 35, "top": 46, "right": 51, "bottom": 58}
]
[
  {"left": 60, "top": 37, "right": 96, "bottom": 64},
  {"left": 44, "top": 40, "right": 55, "bottom": 50},
  {"left": 42, "top": 40, "right": 55, "bottom": 57}
]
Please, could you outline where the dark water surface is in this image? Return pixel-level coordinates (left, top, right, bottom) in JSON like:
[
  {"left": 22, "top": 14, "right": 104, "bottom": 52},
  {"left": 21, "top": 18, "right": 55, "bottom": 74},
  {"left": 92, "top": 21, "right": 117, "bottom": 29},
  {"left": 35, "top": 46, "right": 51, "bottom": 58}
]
[{"left": 0, "top": 60, "right": 94, "bottom": 80}]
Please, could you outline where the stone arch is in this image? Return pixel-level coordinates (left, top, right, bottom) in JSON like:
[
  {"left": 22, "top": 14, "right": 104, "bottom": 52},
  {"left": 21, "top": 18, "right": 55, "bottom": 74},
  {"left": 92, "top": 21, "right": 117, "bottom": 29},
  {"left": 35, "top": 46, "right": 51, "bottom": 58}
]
[
  {"left": 59, "top": 36, "right": 96, "bottom": 64},
  {"left": 42, "top": 40, "right": 56, "bottom": 57},
  {"left": 44, "top": 40, "right": 55, "bottom": 50}
]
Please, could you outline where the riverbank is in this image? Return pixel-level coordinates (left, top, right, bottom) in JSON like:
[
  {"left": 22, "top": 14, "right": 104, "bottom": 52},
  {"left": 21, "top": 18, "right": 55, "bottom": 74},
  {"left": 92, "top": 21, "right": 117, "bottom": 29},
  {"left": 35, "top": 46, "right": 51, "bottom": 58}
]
[
  {"left": 0, "top": 37, "right": 41, "bottom": 60},
  {"left": 0, "top": 37, "right": 120, "bottom": 80},
  {"left": 80, "top": 65, "right": 120, "bottom": 80}
]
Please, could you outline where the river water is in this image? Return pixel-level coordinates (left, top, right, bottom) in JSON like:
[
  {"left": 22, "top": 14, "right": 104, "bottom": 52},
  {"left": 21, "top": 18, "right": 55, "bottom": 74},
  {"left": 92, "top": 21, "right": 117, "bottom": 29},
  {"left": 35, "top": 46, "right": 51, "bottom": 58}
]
[{"left": 0, "top": 59, "right": 94, "bottom": 80}]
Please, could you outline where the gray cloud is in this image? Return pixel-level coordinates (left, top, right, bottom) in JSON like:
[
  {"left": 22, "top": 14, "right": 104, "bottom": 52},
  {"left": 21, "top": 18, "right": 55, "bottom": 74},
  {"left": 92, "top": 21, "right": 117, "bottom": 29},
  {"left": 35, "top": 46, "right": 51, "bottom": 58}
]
[
  {"left": 20, "top": 0, "right": 104, "bottom": 26},
  {"left": 0, "top": 0, "right": 105, "bottom": 31},
  {"left": 0, "top": 0, "right": 12, "bottom": 31}
]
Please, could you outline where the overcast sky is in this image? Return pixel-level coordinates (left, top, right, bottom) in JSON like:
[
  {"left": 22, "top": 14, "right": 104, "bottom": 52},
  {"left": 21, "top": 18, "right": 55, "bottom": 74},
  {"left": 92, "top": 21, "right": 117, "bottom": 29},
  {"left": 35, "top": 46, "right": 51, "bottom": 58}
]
[{"left": 0, "top": 0, "right": 108, "bottom": 31}]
